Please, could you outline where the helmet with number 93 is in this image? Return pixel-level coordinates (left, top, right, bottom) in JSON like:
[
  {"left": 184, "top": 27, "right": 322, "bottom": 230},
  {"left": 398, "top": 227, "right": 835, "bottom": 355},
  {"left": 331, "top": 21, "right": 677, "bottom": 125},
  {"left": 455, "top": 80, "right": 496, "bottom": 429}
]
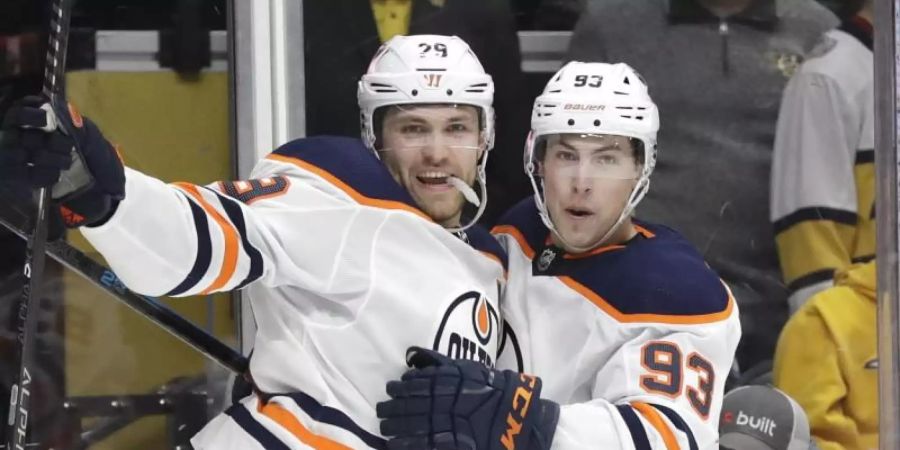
[{"left": 525, "top": 62, "right": 659, "bottom": 251}]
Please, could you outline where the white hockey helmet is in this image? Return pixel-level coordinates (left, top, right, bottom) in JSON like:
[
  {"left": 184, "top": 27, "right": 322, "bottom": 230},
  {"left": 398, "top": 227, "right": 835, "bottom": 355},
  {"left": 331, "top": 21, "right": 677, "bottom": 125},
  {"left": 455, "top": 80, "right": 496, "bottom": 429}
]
[
  {"left": 358, "top": 34, "right": 495, "bottom": 151},
  {"left": 525, "top": 61, "right": 660, "bottom": 250},
  {"left": 358, "top": 34, "right": 496, "bottom": 232}
]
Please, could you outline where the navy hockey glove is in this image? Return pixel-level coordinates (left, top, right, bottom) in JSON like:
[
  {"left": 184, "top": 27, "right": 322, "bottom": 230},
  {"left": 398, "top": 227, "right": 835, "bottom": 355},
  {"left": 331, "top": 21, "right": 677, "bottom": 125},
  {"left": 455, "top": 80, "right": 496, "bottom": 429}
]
[
  {"left": 0, "top": 96, "right": 125, "bottom": 227},
  {"left": 377, "top": 347, "right": 559, "bottom": 450}
]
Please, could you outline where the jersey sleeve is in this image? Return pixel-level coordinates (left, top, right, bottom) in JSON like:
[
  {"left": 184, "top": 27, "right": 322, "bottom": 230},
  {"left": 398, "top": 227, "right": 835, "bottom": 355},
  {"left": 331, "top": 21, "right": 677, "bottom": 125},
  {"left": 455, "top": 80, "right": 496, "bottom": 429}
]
[
  {"left": 551, "top": 303, "right": 741, "bottom": 450},
  {"left": 771, "top": 70, "right": 860, "bottom": 311},
  {"left": 79, "top": 158, "right": 384, "bottom": 298}
]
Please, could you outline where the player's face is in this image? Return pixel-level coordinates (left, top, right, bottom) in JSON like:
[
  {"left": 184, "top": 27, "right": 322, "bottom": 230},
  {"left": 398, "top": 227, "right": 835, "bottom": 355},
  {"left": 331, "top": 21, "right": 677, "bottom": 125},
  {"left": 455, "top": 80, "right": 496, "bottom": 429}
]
[
  {"left": 539, "top": 134, "right": 640, "bottom": 251},
  {"left": 379, "top": 105, "right": 483, "bottom": 227}
]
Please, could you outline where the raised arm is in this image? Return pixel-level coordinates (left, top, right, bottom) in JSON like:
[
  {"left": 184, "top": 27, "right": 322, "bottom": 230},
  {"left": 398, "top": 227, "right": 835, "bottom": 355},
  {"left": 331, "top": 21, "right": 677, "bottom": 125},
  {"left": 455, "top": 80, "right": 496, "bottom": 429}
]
[{"left": 0, "top": 98, "right": 380, "bottom": 299}]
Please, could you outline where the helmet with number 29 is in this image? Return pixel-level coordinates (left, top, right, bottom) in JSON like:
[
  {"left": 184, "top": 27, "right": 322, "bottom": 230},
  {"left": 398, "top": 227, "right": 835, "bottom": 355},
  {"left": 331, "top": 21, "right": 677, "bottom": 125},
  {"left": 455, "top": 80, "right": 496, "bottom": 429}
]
[{"left": 358, "top": 35, "right": 495, "bottom": 232}]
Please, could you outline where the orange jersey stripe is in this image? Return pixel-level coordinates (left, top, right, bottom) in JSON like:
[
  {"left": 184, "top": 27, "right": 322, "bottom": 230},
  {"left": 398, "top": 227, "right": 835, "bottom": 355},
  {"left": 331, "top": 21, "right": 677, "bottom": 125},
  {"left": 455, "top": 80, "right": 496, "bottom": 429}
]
[
  {"left": 563, "top": 244, "right": 625, "bottom": 260},
  {"left": 532, "top": 225, "right": 628, "bottom": 259},
  {"left": 174, "top": 183, "right": 239, "bottom": 294},
  {"left": 493, "top": 224, "right": 655, "bottom": 260},
  {"left": 563, "top": 224, "right": 653, "bottom": 259},
  {"left": 492, "top": 224, "right": 628, "bottom": 259},
  {"left": 493, "top": 224, "right": 735, "bottom": 325},
  {"left": 492, "top": 225, "right": 534, "bottom": 258},
  {"left": 631, "top": 402, "right": 680, "bottom": 450},
  {"left": 257, "top": 401, "right": 353, "bottom": 450},
  {"left": 266, "top": 153, "right": 431, "bottom": 222},
  {"left": 634, "top": 224, "right": 656, "bottom": 238},
  {"left": 559, "top": 275, "right": 735, "bottom": 325}
]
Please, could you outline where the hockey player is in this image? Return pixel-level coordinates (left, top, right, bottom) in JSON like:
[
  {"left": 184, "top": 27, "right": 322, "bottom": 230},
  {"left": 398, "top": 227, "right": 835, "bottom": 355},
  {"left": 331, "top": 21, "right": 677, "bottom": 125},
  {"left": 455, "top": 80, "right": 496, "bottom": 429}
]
[
  {"left": 0, "top": 35, "right": 510, "bottom": 449},
  {"left": 377, "top": 62, "right": 742, "bottom": 449}
]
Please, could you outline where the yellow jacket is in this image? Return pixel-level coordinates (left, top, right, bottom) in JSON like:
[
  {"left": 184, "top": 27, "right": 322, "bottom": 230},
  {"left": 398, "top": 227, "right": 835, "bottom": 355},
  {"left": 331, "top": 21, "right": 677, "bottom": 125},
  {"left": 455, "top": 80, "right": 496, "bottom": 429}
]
[{"left": 774, "top": 261, "right": 878, "bottom": 450}]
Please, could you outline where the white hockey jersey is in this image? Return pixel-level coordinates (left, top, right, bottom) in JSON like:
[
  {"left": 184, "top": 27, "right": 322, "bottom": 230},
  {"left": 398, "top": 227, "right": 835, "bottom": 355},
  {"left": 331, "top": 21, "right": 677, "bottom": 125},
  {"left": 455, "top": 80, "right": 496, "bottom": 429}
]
[
  {"left": 80, "top": 136, "right": 507, "bottom": 449},
  {"left": 494, "top": 199, "right": 741, "bottom": 450},
  {"left": 770, "top": 19, "right": 874, "bottom": 313}
]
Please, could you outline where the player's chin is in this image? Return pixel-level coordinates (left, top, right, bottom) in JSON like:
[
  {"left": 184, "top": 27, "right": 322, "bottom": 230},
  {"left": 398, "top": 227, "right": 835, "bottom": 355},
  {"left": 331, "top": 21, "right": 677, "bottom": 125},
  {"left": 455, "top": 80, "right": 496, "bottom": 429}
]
[
  {"left": 559, "top": 231, "right": 595, "bottom": 250},
  {"left": 419, "top": 196, "right": 465, "bottom": 225},
  {"left": 558, "top": 221, "right": 606, "bottom": 249}
]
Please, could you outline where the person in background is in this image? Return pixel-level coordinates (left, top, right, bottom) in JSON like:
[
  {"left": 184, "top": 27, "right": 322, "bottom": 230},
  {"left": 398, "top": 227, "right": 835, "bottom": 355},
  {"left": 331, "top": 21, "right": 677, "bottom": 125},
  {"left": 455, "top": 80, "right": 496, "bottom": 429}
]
[
  {"left": 773, "top": 260, "right": 878, "bottom": 450},
  {"left": 770, "top": 0, "right": 874, "bottom": 313}
]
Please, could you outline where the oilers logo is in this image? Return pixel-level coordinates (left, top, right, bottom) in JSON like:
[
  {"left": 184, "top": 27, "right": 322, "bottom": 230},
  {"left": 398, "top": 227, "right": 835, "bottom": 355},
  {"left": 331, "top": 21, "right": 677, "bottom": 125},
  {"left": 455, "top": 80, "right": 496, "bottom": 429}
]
[
  {"left": 497, "top": 319, "right": 524, "bottom": 373},
  {"left": 432, "top": 291, "right": 500, "bottom": 367}
]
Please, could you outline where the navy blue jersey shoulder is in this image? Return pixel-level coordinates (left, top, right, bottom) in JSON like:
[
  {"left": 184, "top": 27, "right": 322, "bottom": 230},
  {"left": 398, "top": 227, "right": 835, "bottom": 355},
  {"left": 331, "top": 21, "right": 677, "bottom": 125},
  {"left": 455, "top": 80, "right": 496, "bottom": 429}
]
[
  {"left": 272, "top": 136, "right": 419, "bottom": 209},
  {"left": 590, "top": 220, "right": 729, "bottom": 317},
  {"left": 497, "top": 199, "right": 729, "bottom": 317},
  {"left": 465, "top": 225, "right": 508, "bottom": 271}
]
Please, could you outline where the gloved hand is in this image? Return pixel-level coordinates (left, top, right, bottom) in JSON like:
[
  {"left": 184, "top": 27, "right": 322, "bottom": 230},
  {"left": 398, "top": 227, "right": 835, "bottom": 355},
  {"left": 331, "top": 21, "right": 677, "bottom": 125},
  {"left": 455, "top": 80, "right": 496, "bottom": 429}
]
[
  {"left": 0, "top": 95, "right": 125, "bottom": 227},
  {"left": 377, "top": 347, "right": 559, "bottom": 450}
]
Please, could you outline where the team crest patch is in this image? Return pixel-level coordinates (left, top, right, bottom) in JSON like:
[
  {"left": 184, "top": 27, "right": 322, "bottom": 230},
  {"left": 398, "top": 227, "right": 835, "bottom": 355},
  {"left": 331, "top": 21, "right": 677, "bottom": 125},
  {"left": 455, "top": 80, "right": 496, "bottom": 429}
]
[
  {"left": 433, "top": 291, "right": 500, "bottom": 367},
  {"left": 537, "top": 248, "right": 557, "bottom": 271},
  {"left": 772, "top": 52, "right": 802, "bottom": 78}
]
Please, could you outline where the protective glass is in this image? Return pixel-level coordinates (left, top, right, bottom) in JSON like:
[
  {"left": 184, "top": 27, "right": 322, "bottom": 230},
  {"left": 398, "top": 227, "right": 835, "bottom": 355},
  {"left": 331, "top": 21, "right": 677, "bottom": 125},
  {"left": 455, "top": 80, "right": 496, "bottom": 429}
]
[
  {"left": 532, "top": 133, "right": 641, "bottom": 180},
  {"left": 376, "top": 103, "right": 483, "bottom": 153}
]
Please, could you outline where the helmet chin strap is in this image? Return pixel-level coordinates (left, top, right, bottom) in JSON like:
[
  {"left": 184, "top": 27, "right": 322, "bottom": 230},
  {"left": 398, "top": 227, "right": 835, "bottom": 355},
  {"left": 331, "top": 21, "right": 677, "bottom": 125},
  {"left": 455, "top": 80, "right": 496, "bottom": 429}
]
[{"left": 445, "top": 147, "right": 489, "bottom": 233}]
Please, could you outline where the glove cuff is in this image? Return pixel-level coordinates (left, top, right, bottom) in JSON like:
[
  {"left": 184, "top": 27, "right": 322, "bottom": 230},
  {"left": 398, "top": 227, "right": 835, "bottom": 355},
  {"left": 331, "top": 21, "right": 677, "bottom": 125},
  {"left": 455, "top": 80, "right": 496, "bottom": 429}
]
[
  {"left": 530, "top": 399, "right": 560, "bottom": 450},
  {"left": 60, "top": 194, "right": 121, "bottom": 228},
  {"left": 52, "top": 113, "right": 126, "bottom": 228}
]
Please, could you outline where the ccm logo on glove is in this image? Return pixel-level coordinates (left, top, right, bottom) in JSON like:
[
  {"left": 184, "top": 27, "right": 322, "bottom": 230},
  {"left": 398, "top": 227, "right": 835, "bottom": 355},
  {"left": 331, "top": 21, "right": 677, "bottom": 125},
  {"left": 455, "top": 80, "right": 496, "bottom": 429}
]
[{"left": 502, "top": 373, "right": 537, "bottom": 450}]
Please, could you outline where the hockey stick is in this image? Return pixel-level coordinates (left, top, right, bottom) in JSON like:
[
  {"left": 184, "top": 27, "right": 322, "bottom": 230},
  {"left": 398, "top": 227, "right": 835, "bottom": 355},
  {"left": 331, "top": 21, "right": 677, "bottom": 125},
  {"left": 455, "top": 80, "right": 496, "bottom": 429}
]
[
  {"left": 5, "top": 1, "right": 73, "bottom": 447},
  {"left": 0, "top": 206, "right": 249, "bottom": 376}
]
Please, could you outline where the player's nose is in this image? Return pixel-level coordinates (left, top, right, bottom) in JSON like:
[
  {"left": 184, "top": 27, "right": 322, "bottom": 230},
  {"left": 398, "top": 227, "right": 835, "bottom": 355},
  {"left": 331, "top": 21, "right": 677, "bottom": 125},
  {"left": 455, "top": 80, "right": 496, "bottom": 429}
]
[
  {"left": 420, "top": 134, "right": 451, "bottom": 164},
  {"left": 570, "top": 172, "right": 593, "bottom": 194}
]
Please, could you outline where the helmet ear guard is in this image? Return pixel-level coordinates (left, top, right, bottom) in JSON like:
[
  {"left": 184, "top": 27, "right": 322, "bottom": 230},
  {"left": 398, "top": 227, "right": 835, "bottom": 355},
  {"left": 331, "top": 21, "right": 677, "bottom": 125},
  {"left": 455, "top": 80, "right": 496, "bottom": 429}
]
[{"left": 525, "top": 62, "right": 660, "bottom": 251}]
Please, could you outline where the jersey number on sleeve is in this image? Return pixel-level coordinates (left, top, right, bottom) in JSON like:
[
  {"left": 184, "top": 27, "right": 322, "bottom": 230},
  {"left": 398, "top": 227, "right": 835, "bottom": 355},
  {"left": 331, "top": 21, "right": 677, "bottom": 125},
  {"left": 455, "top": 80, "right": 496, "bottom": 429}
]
[
  {"left": 640, "top": 341, "right": 715, "bottom": 419},
  {"left": 219, "top": 177, "right": 290, "bottom": 204}
]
